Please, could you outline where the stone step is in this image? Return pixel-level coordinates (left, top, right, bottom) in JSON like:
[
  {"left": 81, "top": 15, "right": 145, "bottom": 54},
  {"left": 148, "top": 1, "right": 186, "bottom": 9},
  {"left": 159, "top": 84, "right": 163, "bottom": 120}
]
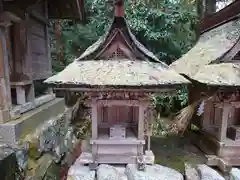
[
  {"left": 97, "top": 153, "right": 137, "bottom": 164},
  {"left": 76, "top": 151, "right": 154, "bottom": 165},
  {"left": 97, "top": 144, "right": 138, "bottom": 155},
  {"left": 67, "top": 163, "right": 185, "bottom": 180},
  {"left": 0, "top": 98, "right": 65, "bottom": 145}
]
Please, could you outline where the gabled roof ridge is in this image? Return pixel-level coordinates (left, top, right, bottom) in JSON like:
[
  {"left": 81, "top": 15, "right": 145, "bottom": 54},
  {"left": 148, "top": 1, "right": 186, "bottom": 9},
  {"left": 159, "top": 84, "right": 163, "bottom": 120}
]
[
  {"left": 76, "top": 16, "right": 168, "bottom": 66},
  {"left": 76, "top": 17, "right": 115, "bottom": 60},
  {"left": 95, "top": 28, "right": 139, "bottom": 59}
]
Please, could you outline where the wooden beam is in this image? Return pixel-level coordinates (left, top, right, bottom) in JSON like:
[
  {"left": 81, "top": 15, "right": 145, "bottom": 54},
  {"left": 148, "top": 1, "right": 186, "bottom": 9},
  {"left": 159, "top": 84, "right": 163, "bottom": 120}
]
[
  {"left": 27, "top": 9, "right": 49, "bottom": 25},
  {"left": 200, "top": 0, "right": 240, "bottom": 33},
  {"left": 90, "top": 100, "right": 141, "bottom": 107},
  {"left": 53, "top": 87, "right": 176, "bottom": 93},
  {"left": 214, "top": 101, "right": 240, "bottom": 108},
  {"left": 0, "top": 27, "right": 11, "bottom": 123},
  {"left": 219, "top": 37, "right": 240, "bottom": 63}
]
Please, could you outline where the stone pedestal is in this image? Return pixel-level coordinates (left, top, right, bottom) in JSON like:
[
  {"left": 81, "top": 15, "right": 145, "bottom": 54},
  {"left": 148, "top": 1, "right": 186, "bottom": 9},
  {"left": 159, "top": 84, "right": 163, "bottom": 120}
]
[
  {"left": 144, "top": 150, "right": 155, "bottom": 164},
  {"left": 0, "top": 109, "right": 10, "bottom": 123}
]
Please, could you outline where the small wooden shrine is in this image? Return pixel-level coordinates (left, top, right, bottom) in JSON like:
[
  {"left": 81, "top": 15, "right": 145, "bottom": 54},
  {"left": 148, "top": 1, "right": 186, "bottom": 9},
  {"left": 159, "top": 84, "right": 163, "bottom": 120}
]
[
  {"left": 170, "top": 1, "right": 240, "bottom": 171},
  {"left": 45, "top": 0, "right": 189, "bottom": 165},
  {"left": 0, "top": 0, "right": 85, "bottom": 123}
]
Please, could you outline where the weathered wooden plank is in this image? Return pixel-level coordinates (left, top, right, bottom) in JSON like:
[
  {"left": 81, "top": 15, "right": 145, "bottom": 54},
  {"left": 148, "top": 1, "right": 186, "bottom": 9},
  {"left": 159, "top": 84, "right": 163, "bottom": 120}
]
[
  {"left": 30, "top": 34, "right": 46, "bottom": 53},
  {"left": 0, "top": 27, "right": 11, "bottom": 123},
  {"left": 30, "top": 21, "right": 45, "bottom": 37},
  {"left": 28, "top": 10, "right": 48, "bottom": 25},
  {"left": 218, "top": 103, "right": 231, "bottom": 141},
  {"left": 29, "top": 14, "right": 51, "bottom": 81},
  {"left": 11, "top": 21, "right": 31, "bottom": 80},
  {"left": 96, "top": 100, "right": 140, "bottom": 107}
]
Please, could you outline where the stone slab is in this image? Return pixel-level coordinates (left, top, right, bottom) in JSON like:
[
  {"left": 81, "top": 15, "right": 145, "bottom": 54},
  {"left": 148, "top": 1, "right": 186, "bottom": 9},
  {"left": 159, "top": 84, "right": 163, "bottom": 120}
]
[
  {"left": 230, "top": 168, "right": 240, "bottom": 180},
  {"left": 67, "top": 164, "right": 95, "bottom": 180},
  {"left": 196, "top": 164, "right": 224, "bottom": 180},
  {"left": 0, "top": 98, "right": 64, "bottom": 145},
  {"left": 0, "top": 109, "right": 10, "bottom": 124},
  {"left": 125, "top": 164, "right": 183, "bottom": 180},
  {"left": 75, "top": 152, "right": 93, "bottom": 165},
  {"left": 0, "top": 145, "right": 17, "bottom": 180},
  {"left": 144, "top": 150, "right": 154, "bottom": 164}
]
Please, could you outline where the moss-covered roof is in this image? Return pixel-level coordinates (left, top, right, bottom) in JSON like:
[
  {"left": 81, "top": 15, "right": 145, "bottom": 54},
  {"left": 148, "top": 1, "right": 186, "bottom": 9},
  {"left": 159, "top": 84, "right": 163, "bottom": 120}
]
[
  {"left": 45, "top": 16, "right": 189, "bottom": 87},
  {"left": 192, "top": 63, "right": 240, "bottom": 86},
  {"left": 169, "top": 18, "right": 240, "bottom": 83},
  {"left": 45, "top": 59, "right": 189, "bottom": 87}
]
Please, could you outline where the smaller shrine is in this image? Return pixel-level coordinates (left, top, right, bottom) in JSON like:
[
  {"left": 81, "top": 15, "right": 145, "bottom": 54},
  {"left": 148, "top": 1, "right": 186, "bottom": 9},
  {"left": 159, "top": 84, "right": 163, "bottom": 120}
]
[
  {"left": 45, "top": 0, "right": 189, "bottom": 167},
  {"left": 170, "top": 1, "right": 240, "bottom": 171}
]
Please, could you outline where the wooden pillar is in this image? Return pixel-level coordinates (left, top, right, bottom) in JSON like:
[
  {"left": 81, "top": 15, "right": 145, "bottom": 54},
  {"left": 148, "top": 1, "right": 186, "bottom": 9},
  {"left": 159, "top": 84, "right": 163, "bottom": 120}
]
[
  {"left": 44, "top": 0, "right": 52, "bottom": 76},
  {"left": 91, "top": 99, "right": 98, "bottom": 160},
  {"left": 147, "top": 135, "right": 151, "bottom": 151},
  {"left": 147, "top": 115, "right": 153, "bottom": 151},
  {"left": 26, "top": 83, "right": 35, "bottom": 102},
  {"left": 219, "top": 102, "right": 231, "bottom": 141},
  {"left": 12, "top": 21, "right": 29, "bottom": 80},
  {"left": 0, "top": 27, "right": 11, "bottom": 123},
  {"left": 138, "top": 102, "right": 146, "bottom": 155},
  {"left": 25, "top": 13, "right": 35, "bottom": 103},
  {"left": 202, "top": 100, "right": 212, "bottom": 131},
  {"left": 10, "top": 17, "right": 35, "bottom": 105},
  {"left": 16, "top": 86, "right": 26, "bottom": 105}
]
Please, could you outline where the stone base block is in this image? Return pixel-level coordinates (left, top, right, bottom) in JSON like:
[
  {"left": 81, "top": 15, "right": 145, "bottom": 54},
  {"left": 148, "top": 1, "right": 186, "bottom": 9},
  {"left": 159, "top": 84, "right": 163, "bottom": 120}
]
[
  {"left": 75, "top": 152, "right": 93, "bottom": 165},
  {"left": 144, "top": 150, "right": 155, "bottom": 164},
  {"left": 0, "top": 109, "right": 10, "bottom": 124},
  {"left": 0, "top": 98, "right": 64, "bottom": 145},
  {"left": 75, "top": 150, "right": 155, "bottom": 166}
]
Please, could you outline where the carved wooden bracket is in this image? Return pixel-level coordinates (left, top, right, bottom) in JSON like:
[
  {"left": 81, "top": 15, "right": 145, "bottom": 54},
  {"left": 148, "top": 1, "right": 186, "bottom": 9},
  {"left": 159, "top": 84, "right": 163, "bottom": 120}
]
[{"left": 83, "top": 90, "right": 153, "bottom": 100}]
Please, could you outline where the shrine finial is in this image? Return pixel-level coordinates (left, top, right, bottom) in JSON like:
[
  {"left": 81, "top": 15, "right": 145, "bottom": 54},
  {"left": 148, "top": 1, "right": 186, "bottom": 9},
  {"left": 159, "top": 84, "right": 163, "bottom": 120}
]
[{"left": 114, "top": 0, "right": 124, "bottom": 17}]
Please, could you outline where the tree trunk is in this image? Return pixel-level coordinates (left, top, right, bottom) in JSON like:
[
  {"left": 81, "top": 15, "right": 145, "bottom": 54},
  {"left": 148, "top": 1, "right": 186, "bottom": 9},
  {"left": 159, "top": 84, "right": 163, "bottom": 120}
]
[
  {"left": 197, "top": 0, "right": 204, "bottom": 19},
  {"left": 204, "top": 0, "right": 216, "bottom": 17}
]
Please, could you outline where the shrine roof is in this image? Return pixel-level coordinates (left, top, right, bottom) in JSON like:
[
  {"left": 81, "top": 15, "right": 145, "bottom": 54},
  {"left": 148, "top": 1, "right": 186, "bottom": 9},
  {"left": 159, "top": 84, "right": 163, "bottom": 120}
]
[
  {"left": 77, "top": 17, "right": 163, "bottom": 63},
  {"left": 45, "top": 15, "right": 190, "bottom": 87},
  {"left": 192, "top": 63, "right": 240, "bottom": 86},
  {"left": 45, "top": 59, "right": 189, "bottom": 87},
  {"left": 169, "top": 18, "right": 240, "bottom": 84}
]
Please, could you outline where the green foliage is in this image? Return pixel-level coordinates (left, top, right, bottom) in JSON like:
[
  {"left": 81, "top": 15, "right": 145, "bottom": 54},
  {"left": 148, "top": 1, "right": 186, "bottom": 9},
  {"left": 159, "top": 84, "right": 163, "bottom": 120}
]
[
  {"left": 50, "top": 0, "right": 198, "bottom": 67},
  {"left": 151, "top": 86, "right": 188, "bottom": 116}
]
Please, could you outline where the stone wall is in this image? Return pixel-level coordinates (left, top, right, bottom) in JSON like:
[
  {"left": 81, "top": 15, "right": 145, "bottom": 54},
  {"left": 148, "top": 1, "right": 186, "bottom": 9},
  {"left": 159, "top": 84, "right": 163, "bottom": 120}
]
[
  {"left": 0, "top": 146, "right": 18, "bottom": 180},
  {"left": 0, "top": 98, "right": 89, "bottom": 180},
  {"left": 22, "top": 106, "right": 82, "bottom": 179}
]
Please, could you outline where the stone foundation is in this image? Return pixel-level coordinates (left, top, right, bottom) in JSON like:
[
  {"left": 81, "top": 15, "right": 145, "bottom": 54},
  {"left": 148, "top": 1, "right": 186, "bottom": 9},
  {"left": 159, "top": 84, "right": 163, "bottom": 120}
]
[{"left": 0, "top": 98, "right": 64, "bottom": 145}]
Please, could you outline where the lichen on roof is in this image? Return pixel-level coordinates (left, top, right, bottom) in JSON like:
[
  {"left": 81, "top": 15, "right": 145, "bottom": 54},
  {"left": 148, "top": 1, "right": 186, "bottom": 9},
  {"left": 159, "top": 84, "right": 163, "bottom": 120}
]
[
  {"left": 45, "top": 59, "right": 189, "bottom": 86},
  {"left": 193, "top": 63, "right": 240, "bottom": 86},
  {"left": 170, "top": 18, "right": 240, "bottom": 78},
  {"left": 45, "top": 16, "right": 189, "bottom": 87},
  {"left": 77, "top": 17, "right": 165, "bottom": 64}
]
